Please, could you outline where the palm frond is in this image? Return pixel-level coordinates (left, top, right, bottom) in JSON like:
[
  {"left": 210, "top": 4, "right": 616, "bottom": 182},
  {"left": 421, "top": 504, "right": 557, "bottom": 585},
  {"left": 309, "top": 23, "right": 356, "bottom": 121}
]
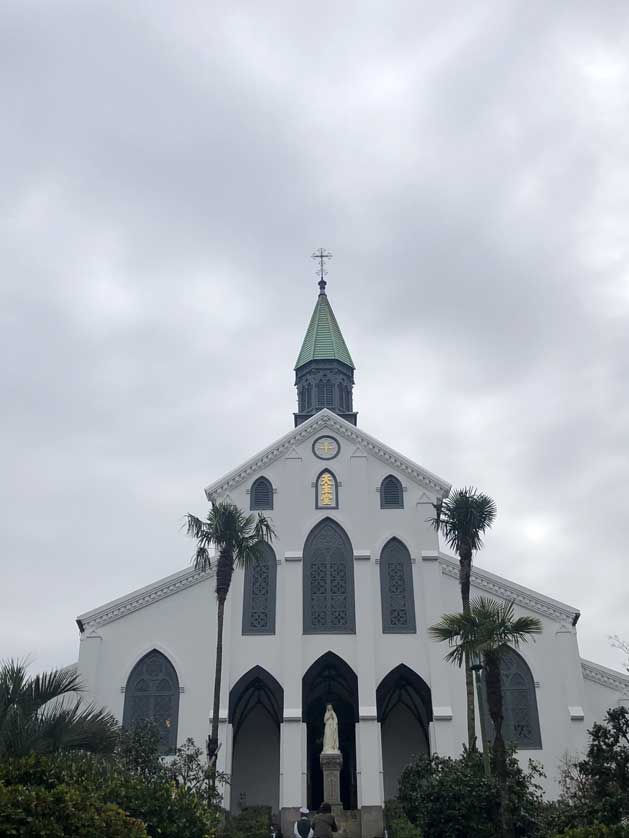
[{"left": 429, "top": 487, "right": 497, "bottom": 554}]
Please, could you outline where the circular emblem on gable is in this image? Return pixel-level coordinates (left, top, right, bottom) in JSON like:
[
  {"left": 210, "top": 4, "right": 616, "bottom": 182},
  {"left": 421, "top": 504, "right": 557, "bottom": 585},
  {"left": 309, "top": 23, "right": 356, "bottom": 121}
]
[{"left": 313, "top": 436, "right": 340, "bottom": 460}]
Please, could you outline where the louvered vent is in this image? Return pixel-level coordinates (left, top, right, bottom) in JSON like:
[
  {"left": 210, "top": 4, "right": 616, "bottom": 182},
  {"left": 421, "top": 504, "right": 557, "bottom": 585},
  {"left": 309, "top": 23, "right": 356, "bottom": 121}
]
[
  {"left": 381, "top": 476, "right": 403, "bottom": 509},
  {"left": 251, "top": 477, "right": 273, "bottom": 510}
]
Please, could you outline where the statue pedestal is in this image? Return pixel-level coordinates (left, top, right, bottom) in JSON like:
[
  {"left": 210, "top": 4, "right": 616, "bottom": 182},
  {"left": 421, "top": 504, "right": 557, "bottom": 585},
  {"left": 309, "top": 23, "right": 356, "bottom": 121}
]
[{"left": 320, "top": 751, "right": 343, "bottom": 808}]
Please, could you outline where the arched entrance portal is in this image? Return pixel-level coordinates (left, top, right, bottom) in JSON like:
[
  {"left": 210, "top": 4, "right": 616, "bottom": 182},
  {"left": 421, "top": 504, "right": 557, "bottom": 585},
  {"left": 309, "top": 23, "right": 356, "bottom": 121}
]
[
  {"left": 377, "top": 665, "right": 432, "bottom": 801},
  {"left": 302, "top": 652, "right": 359, "bottom": 811},
  {"left": 229, "top": 666, "right": 283, "bottom": 814}
]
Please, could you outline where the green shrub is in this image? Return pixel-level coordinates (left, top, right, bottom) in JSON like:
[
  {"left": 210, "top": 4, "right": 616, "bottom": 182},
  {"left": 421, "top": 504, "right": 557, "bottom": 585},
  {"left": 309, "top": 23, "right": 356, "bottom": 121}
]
[
  {"left": 0, "top": 751, "right": 218, "bottom": 838},
  {"left": 221, "top": 805, "right": 272, "bottom": 838},
  {"left": 0, "top": 781, "right": 147, "bottom": 837},
  {"left": 552, "top": 826, "right": 629, "bottom": 838},
  {"left": 385, "top": 800, "right": 422, "bottom": 838},
  {"left": 397, "top": 750, "right": 543, "bottom": 838}
]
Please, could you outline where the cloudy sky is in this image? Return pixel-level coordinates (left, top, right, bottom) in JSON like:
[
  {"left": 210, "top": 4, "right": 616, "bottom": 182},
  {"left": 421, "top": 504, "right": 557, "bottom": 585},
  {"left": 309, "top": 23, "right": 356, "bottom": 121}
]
[{"left": 2, "top": 1, "right": 629, "bottom": 674}]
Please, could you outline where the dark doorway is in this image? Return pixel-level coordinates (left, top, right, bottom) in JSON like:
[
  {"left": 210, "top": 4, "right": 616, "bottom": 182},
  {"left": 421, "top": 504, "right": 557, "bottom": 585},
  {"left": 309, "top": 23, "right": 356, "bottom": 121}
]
[
  {"left": 229, "top": 666, "right": 284, "bottom": 814},
  {"left": 377, "top": 664, "right": 432, "bottom": 801},
  {"left": 302, "top": 652, "right": 359, "bottom": 811}
]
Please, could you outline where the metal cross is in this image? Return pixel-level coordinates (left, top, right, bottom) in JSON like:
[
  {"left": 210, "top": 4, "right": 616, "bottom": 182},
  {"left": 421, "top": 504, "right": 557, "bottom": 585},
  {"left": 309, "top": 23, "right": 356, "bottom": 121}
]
[{"left": 311, "top": 248, "right": 333, "bottom": 281}]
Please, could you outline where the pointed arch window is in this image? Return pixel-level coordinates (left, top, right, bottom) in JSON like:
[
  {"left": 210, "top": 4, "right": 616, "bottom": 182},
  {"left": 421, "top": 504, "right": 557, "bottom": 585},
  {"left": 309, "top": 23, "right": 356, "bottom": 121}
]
[
  {"left": 122, "top": 650, "right": 179, "bottom": 754},
  {"left": 483, "top": 648, "right": 542, "bottom": 749},
  {"left": 303, "top": 519, "right": 356, "bottom": 634},
  {"left": 325, "top": 380, "right": 334, "bottom": 407},
  {"left": 380, "top": 538, "right": 416, "bottom": 633},
  {"left": 316, "top": 469, "right": 338, "bottom": 509},
  {"left": 338, "top": 382, "right": 345, "bottom": 411},
  {"left": 250, "top": 476, "right": 273, "bottom": 510},
  {"left": 316, "top": 380, "right": 325, "bottom": 407},
  {"left": 242, "top": 542, "right": 277, "bottom": 635},
  {"left": 306, "top": 383, "right": 313, "bottom": 410},
  {"left": 380, "top": 475, "right": 404, "bottom": 509}
]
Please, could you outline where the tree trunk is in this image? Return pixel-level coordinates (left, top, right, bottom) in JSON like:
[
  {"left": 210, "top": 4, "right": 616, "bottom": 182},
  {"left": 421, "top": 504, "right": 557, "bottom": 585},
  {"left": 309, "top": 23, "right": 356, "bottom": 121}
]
[
  {"left": 485, "top": 654, "right": 513, "bottom": 838},
  {"left": 459, "top": 548, "right": 476, "bottom": 749},
  {"left": 208, "top": 549, "right": 233, "bottom": 768}
]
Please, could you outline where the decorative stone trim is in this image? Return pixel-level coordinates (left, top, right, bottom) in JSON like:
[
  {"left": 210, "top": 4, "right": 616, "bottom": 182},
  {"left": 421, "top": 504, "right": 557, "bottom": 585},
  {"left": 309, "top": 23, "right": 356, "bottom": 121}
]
[
  {"left": 421, "top": 550, "right": 440, "bottom": 562},
  {"left": 569, "top": 706, "right": 585, "bottom": 720},
  {"left": 359, "top": 707, "right": 378, "bottom": 720},
  {"left": 440, "top": 556, "right": 580, "bottom": 625},
  {"left": 354, "top": 550, "right": 371, "bottom": 561},
  {"left": 433, "top": 706, "right": 453, "bottom": 720},
  {"left": 204, "top": 409, "right": 451, "bottom": 499},
  {"left": 77, "top": 567, "right": 213, "bottom": 633},
  {"left": 283, "top": 709, "right": 302, "bottom": 721},
  {"left": 581, "top": 659, "right": 629, "bottom": 692},
  {"left": 284, "top": 551, "right": 302, "bottom": 562}
]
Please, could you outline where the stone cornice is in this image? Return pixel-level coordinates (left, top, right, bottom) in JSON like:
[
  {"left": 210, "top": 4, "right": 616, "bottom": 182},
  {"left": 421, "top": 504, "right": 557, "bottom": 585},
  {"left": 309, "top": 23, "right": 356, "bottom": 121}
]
[
  {"left": 204, "top": 410, "right": 451, "bottom": 499},
  {"left": 581, "top": 659, "right": 629, "bottom": 692},
  {"left": 439, "top": 555, "right": 580, "bottom": 625},
  {"left": 76, "top": 567, "right": 213, "bottom": 634}
]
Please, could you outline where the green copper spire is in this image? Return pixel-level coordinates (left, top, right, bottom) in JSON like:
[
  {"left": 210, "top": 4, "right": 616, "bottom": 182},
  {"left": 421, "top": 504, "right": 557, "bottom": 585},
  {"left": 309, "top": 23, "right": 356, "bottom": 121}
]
[{"left": 295, "top": 279, "right": 355, "bottom": 370}]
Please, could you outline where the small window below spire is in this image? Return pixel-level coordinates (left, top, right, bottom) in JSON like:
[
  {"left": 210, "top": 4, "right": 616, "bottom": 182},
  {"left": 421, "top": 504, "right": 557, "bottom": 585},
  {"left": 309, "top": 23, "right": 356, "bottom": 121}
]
[{"left": 380, "top": 475, "right": 404, "bottom": 509}]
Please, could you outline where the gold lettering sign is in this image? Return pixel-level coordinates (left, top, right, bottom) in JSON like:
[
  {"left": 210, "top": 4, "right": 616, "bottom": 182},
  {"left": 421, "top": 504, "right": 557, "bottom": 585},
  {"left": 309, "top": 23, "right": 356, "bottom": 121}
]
[{"left": 318, "top": 472, "right": 336, "bottom": 507}]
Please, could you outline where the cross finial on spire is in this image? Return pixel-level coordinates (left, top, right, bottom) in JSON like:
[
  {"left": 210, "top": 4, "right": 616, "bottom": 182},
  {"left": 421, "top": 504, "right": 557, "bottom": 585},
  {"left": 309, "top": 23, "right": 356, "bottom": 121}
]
[{"left": 311, "top": 248, "right": 333, "bottom": 294}]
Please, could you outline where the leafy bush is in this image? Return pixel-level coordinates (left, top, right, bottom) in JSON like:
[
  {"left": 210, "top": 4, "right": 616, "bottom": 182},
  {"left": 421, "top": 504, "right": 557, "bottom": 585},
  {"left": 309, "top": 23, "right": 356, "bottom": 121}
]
[
  {"left": 551, "top": 826, "right": 629, "bottom": 838},
  {"left": 384, "top": 800, "right": 422, "bottom": 838},
  {"left": 221, "top": 805, "right": 272, "bottom": 838},
  {"left": 0, "top": 727, "right": 220, "bottom": 838},
  {"left": 397, "top": 749, "right": 543, "bottom": 838},
  {"left": 0, "top": 781, "right": 147, "bottom": 837}
]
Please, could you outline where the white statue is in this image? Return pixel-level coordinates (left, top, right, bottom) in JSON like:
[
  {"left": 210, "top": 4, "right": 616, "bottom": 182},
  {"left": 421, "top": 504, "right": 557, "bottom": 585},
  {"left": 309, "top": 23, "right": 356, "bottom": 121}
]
[{"left": 322, "top": 702, "right": 339, "bottom": 753}]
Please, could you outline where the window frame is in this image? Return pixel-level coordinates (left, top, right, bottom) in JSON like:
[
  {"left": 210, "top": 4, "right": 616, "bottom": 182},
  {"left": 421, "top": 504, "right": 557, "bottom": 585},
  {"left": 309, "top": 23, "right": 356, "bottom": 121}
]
[
  {"left": 242, "top": 542, "right": 277, "bottom": 635},
  {"left": 380, "top": 475, "right": 404, "bottom": 509},
  {"left": 379, "top": 538, "right": 417, "bottom": 634},
  {"left": 250, "top": 476, "right": 274, "bottom": 511}
]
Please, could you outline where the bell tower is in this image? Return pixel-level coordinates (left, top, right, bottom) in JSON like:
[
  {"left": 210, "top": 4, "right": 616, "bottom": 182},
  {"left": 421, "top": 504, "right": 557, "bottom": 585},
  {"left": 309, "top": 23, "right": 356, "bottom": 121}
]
[{"left": 294, "top": 250, "right": 357, "bottom": 427}]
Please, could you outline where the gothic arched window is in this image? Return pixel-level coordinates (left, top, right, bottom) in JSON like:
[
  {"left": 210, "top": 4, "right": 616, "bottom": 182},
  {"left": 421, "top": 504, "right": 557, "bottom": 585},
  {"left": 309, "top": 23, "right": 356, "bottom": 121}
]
[
  {"left": 483, "top": 648, "right": 542, "bottom": 749},
  {"left": 379, "top": 538, "right": 416, "bottom": 633},
  {"left": 242, "top": 542, "right": 277, "bottom": 635},
  {"left": 306, "top": 383, "right": 313, "bottom": 410},
  {"left": 317, "top": 380, "right": 325, "bottom": 407},
  {"left": 250, "top": 476, "right": 273, "bottom": 510},
  {"left": 303, "top": 519, "right": 356, "bottom": 634},
  {"left": 316, "top": 469, "right": 338, "bottom": 510},
  {"left": 380, "top": 475, "right": 404, "bottom": 509},
  {"left": 122, "top": 650, "right": 179, "bottom": 754},
  {"left": 325, "top": 380, "right": 334, "bottom": 407},
  {"left": 338, "top": 382, "right": 345, "bottom": 411}
]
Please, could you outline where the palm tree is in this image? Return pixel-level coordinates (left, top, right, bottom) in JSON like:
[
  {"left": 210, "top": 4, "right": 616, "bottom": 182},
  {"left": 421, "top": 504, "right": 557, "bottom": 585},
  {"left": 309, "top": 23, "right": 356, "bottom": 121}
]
[
  {"left": 429, "top": 597, "right": 542, "bottom": 838},
  {"left": 429, "top": 487, "right": 497, "bottom": 748},
  {"left": 0, "top": 659, "right": 118, "bottom": 756},
  {"left": 185, "top": 500, "right": 275, "bottom": 764}
]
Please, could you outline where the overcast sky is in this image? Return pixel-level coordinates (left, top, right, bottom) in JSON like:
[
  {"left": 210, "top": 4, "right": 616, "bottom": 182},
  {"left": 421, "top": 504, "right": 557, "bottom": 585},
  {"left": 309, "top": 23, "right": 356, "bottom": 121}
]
[{"left": 2, "top": 1, "right": 629, "bottom": 674}]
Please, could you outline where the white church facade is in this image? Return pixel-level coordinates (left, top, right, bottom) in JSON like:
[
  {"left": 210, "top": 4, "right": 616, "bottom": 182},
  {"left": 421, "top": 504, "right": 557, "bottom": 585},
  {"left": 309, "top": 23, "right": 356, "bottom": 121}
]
[{"left": 76, "top": 274, "right": 629, "bottom": 838}]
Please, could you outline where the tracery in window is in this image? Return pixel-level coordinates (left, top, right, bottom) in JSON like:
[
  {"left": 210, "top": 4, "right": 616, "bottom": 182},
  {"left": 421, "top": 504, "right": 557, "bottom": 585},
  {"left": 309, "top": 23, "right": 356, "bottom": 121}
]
[
  {"left": 303, "top": 519, "right": 355, "bottom": 634},
  {"left": 379, "top": 538, "right": 416, "bottom": 633},
  {"left": 122, "top": 651, "right": 179, "bottom": 754},
  {"left": 242, "top": 542, "right": 277, "bottom": 635}
]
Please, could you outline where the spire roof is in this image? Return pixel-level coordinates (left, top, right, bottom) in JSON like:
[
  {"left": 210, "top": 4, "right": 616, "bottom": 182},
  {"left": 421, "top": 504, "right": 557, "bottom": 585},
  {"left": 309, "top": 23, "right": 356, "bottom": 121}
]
[{"left": 295, "top": 283, "right": 355, "bottom": 370}]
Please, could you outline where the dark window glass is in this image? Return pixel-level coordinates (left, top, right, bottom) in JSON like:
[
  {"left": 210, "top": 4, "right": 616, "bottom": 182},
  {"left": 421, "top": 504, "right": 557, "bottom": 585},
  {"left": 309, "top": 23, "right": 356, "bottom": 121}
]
[
  {"left": 303, "top": 520, "right": 356, "bottom": 634},
  {"left": 242, "top": 543, "right": 277, "bottom": 635},
  {"left": 123, "top": 651, "right": 179, "bottom": 754},
  {"left": 250, "top": 476, "right": 273, "bottom": 510},
  {"left": 380, "top": 475, "right": 404, "bottom": 509},
  {"left": 325, "top": 380, "right": 334, "bottom": 407},
  {"left": 317, "top": 380, "right": 325, "bottom": 407},
  {"left": 379, "top": 538, "right": 416, "bottom": 633},
  {"left": 483, "top": 648, "right": 542, "bottom": 749}
]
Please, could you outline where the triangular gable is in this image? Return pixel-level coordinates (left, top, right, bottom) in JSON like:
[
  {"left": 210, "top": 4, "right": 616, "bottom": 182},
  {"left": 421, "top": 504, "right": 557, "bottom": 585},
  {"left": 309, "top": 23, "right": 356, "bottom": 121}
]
[{"left": 204, "top": 409, "right": 451, "bottom": 499}]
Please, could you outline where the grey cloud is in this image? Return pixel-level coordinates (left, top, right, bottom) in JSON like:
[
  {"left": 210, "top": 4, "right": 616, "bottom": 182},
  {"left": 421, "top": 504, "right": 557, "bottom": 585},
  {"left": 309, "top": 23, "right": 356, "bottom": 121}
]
[{"left": 1, "top": 1, "right": 628, "bottom": 673}]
